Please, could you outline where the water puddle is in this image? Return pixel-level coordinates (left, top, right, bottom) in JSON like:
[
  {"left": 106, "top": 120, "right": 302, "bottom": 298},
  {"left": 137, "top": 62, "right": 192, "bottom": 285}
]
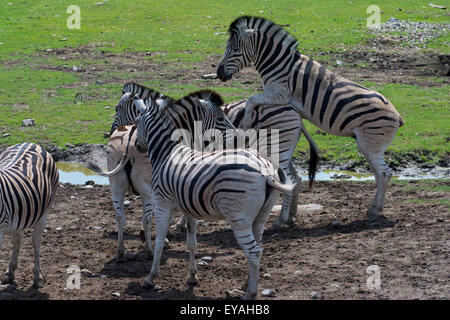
[
  {"left": 57, "top": 162, "right": 448, "bottom": 185},
  {"left": 57, "top": 162, "right": 109, "bottom": 185}
]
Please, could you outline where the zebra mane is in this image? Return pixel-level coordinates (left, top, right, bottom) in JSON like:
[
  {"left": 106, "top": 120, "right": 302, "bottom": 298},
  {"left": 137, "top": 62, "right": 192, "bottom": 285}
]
[
  {"left": 181, "top": 89, "right": 225, "bottom": 108},
  {"left": 122, "top": 82, "right": 174, "bottom": 105},
  {"left": 228, "top": 15, "right": 298, "bottom": 50}
]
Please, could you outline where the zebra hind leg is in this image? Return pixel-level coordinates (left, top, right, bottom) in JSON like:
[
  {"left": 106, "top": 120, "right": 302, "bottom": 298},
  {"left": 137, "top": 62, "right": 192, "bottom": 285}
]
[
  {"left": 32, "top": 213, "right": 48, "bottom": 288},
  {"left": 2, "top": 231, "right": 23, "bottom": 285},
  {"left": 111, "top": 185, "right": 127, "bottom": 263},
  {"left": 185, "top": 215, "right": 198, "bottom": 286},
  {"left": 143, "top": 203, "right": 172, "bottom": 289},
  {"left": 356, "top": 131, "right": 396, "bottom": 221}
]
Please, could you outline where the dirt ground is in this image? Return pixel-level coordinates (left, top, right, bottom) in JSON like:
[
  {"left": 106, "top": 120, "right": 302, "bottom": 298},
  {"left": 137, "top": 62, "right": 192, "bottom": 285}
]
[{"left": 0, "top": 179, "right": 448, "bottom": 300}]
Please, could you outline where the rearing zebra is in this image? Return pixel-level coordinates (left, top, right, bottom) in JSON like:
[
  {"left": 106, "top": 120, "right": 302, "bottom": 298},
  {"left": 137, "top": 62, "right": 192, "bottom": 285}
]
[
  {"left": 130, "top": 91, "right": 294, "bottom": 299},
  {"left": 0, "top": 143, "right": 59, "bottom": 288},
  {"left": 216, "top": 16, "right": 405, "bottom": 221}
]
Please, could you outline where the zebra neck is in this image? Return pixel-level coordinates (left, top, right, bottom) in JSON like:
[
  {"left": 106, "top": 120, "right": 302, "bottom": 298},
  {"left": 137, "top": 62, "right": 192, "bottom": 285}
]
[
  {"left": 145, "top": 116, "right": 179, "bottom": 172},
  {"left": 254, "top": 43, "right": 299, "bottom": 86}
]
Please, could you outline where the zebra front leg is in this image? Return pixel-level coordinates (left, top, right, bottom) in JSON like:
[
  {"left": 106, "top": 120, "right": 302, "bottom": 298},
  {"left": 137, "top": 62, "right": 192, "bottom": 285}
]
[
  {"left": 31, "top": 213, "right": 48, "bottom": 288},
  {"left": 2, "top": 231, "right": 23, "bottom": 285},
  {"left": 241, "top": 87, "right": 291, "bottom": 130},
  {"left": 143, "top": 202, "right": 172, "bottom": 289},
  {"left": 111, "top": 190, "right": 126, "bottom": 263},
  {"left": 185, "top": 215, "right": 198, "bottom": 286}
]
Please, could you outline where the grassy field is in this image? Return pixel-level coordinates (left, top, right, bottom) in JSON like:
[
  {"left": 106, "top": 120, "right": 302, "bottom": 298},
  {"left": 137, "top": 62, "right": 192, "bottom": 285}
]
[{"left": 0, "top": 0, "right": 448, "bottom": 166}]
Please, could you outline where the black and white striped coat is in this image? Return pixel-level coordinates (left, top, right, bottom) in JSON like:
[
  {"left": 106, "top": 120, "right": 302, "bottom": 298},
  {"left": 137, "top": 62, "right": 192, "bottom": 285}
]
[
  {"left": 217, "top": 15, "right": 404, "bottom": 220},
  {"left": 222, "top": 100, "right": 318, "bottom": 227},
  {"left": 132, "top": 93, "right": 293, "bottom": 299},
  {"left": 0, "top": 143, "right": 59, "bottom": 287}
]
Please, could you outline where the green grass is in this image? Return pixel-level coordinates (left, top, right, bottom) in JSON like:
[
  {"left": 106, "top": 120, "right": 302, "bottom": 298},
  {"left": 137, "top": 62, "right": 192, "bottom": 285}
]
[{"left": 0, "top": 0, "right": 449, "bottom": 165}]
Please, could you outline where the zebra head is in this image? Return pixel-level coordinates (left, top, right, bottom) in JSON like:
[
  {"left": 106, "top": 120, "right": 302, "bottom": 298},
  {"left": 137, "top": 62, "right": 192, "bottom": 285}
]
[
  {"left": 110, "top": 92, "right": 143, "bottom": 135},
  {"left": 163, "top": 90, "right": 236, "bottom": 149},
  {"left": 217, "top": 16, "right": 259, "bottom": 82}
]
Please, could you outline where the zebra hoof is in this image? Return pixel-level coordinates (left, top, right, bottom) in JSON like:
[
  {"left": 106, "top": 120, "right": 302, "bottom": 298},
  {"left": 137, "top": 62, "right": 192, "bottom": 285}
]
[
  {"left": 1, "top": 272, "right": 14, "bottom": 285},
  {"left": 164, "top": 238, "right": 170, "bottom": 250},
  {"left": 241, "top": 292, "right": 257, "bottom": 300},
  {"left": 32, "top": 278, "right": 45, "bottom": 289},
  {"left": 116, "top": 254, "right": 127, "bottom": 263},
  {"left": 270, "top": 220, "right": 286, "bottom": 230},
  {"left": 366, "top": 209, "right": 381, "bottom": 222},
  {"left": 142, "top": 278, "right": 155, "bottom": 290},
  {"left": 187, "top": 274, "right": 198, "bottom": 286}
]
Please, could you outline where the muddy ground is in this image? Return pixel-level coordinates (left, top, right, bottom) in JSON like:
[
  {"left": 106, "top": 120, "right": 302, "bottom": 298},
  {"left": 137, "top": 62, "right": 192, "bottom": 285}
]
[{"left": 0, "top": 180, "right": 448, "bottom": 300}]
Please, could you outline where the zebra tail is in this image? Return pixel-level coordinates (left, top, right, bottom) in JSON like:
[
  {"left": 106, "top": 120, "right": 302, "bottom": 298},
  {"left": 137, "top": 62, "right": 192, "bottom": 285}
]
[
  {"left": 84, "top": 126, "right": 137, "bottom": 177},
  {"left": 301, "top": 126, "right": 319, "bottom": 192},
  {"left": 267, "top": 177, "right": 295, "bottom": 195}
]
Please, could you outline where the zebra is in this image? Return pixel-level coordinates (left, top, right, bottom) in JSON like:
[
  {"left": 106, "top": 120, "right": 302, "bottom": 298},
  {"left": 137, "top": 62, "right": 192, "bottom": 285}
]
[
  {"left": 0, "top": 143, "right": 59, "bottom": 288},
  {"left": 86, "top": 87, "right": 236, "bottom": 261},
  {"left": 122, "top": 83, "right": 319, "bottom": 229},
  {"left": 216, "top": 16, "right": 405, "bottom": 221},
  {"left": 131, "top": 90, "right": 294, "bottom": 300},
  {"left": 222, "top": 100, "right": 318, "bottom": 228}
]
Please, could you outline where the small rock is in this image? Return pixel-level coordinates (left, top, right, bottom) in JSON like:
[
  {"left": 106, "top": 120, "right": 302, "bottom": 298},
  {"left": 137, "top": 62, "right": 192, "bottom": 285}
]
[
  {"left": 85, "top": 180, "right": 95, "bottom": 185},
  {"left": 198, "top": 260, "right": 208, "bottom": 266},
  {"left": 225, "top": 288, "right": 245, "bottom": 299},
  {"left": 22, "top": 119, "right": 35, "bottom": 127},
  {"left": 56, "top": 227, "right": 62, "bottom": 231},
  {"left": 405, "top": 223, "right": 411, "bottom": 228},
  {"left": 111, "top": 292, "right": 120, "bottom": 298},
  {"left": 261, "top": 289, "right": 277, "bottom": 297},
  {"left": 123, "top": 200, "right": 131, "bottom": 206},
  {"left": 2, "top": 133, "right": 10, "bottom": 138},
  {"left": 293, "top": 270, "right": 302, "bottom": 275},
  {"left": 263, "top": 273, "right": 271, "bottom": 279},
  {"left": 201, "top": 256, "right": 213, "bottom": 262},
  {"left": 310, "top": 291, "right": 319, "bottom": 299},
  {"left": 335, "top": 59, "right": 343, "bottom": 66},
  {"left": 93, "top": 226, "right": 102, "bottom": 230},
  {"left": 59, "top": 38, "right": 68, "bottom": 41},
  {"left": 151, "top": 285, "right": 162, "bottom": 291},
  {"left": 437, "top": 217, "right": 444, "bottom": 222},
  {"left": 72, "top": 66, "right": 78, "bottom": 72},
  {"left": 83, "top": 185, "right": 93, "bottom": 189},
  {"left": 201, "top": 73, "right": 217, "bottom": 79}
]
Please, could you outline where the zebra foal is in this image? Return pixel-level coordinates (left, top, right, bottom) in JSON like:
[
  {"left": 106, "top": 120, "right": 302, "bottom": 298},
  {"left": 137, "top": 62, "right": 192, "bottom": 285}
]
[
  {"left": 217, "top": 16, "right": 405, "bottom": 221},
  {"left": 0, "top": 143, "right": 59, "bottom": 288},
  {"left": 131, "top": 91, "right": 294, "bottom": 300}
]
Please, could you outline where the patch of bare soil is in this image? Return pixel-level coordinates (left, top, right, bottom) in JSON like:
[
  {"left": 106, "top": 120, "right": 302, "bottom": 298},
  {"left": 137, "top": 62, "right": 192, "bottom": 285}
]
[{"left": 0, "top": 180, "right": 448, "bottom": 300}]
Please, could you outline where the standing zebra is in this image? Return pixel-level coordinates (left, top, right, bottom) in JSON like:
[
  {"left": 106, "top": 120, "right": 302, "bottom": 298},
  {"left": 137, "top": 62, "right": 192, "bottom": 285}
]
[
  {"left": 86, "top": 87, "right": 236, "bottom": 260},
  {"left": 130, "top": 92, "right": 294, "bottom": 299},
  {"left": 0, "top": 143, "right": 59, "bottom": 288},
  {"left": 222, "top": 100, "right": 318, "bottom": 227},
  {"left": 216, "top": 16, "right": 404, "bottom": 221}
]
